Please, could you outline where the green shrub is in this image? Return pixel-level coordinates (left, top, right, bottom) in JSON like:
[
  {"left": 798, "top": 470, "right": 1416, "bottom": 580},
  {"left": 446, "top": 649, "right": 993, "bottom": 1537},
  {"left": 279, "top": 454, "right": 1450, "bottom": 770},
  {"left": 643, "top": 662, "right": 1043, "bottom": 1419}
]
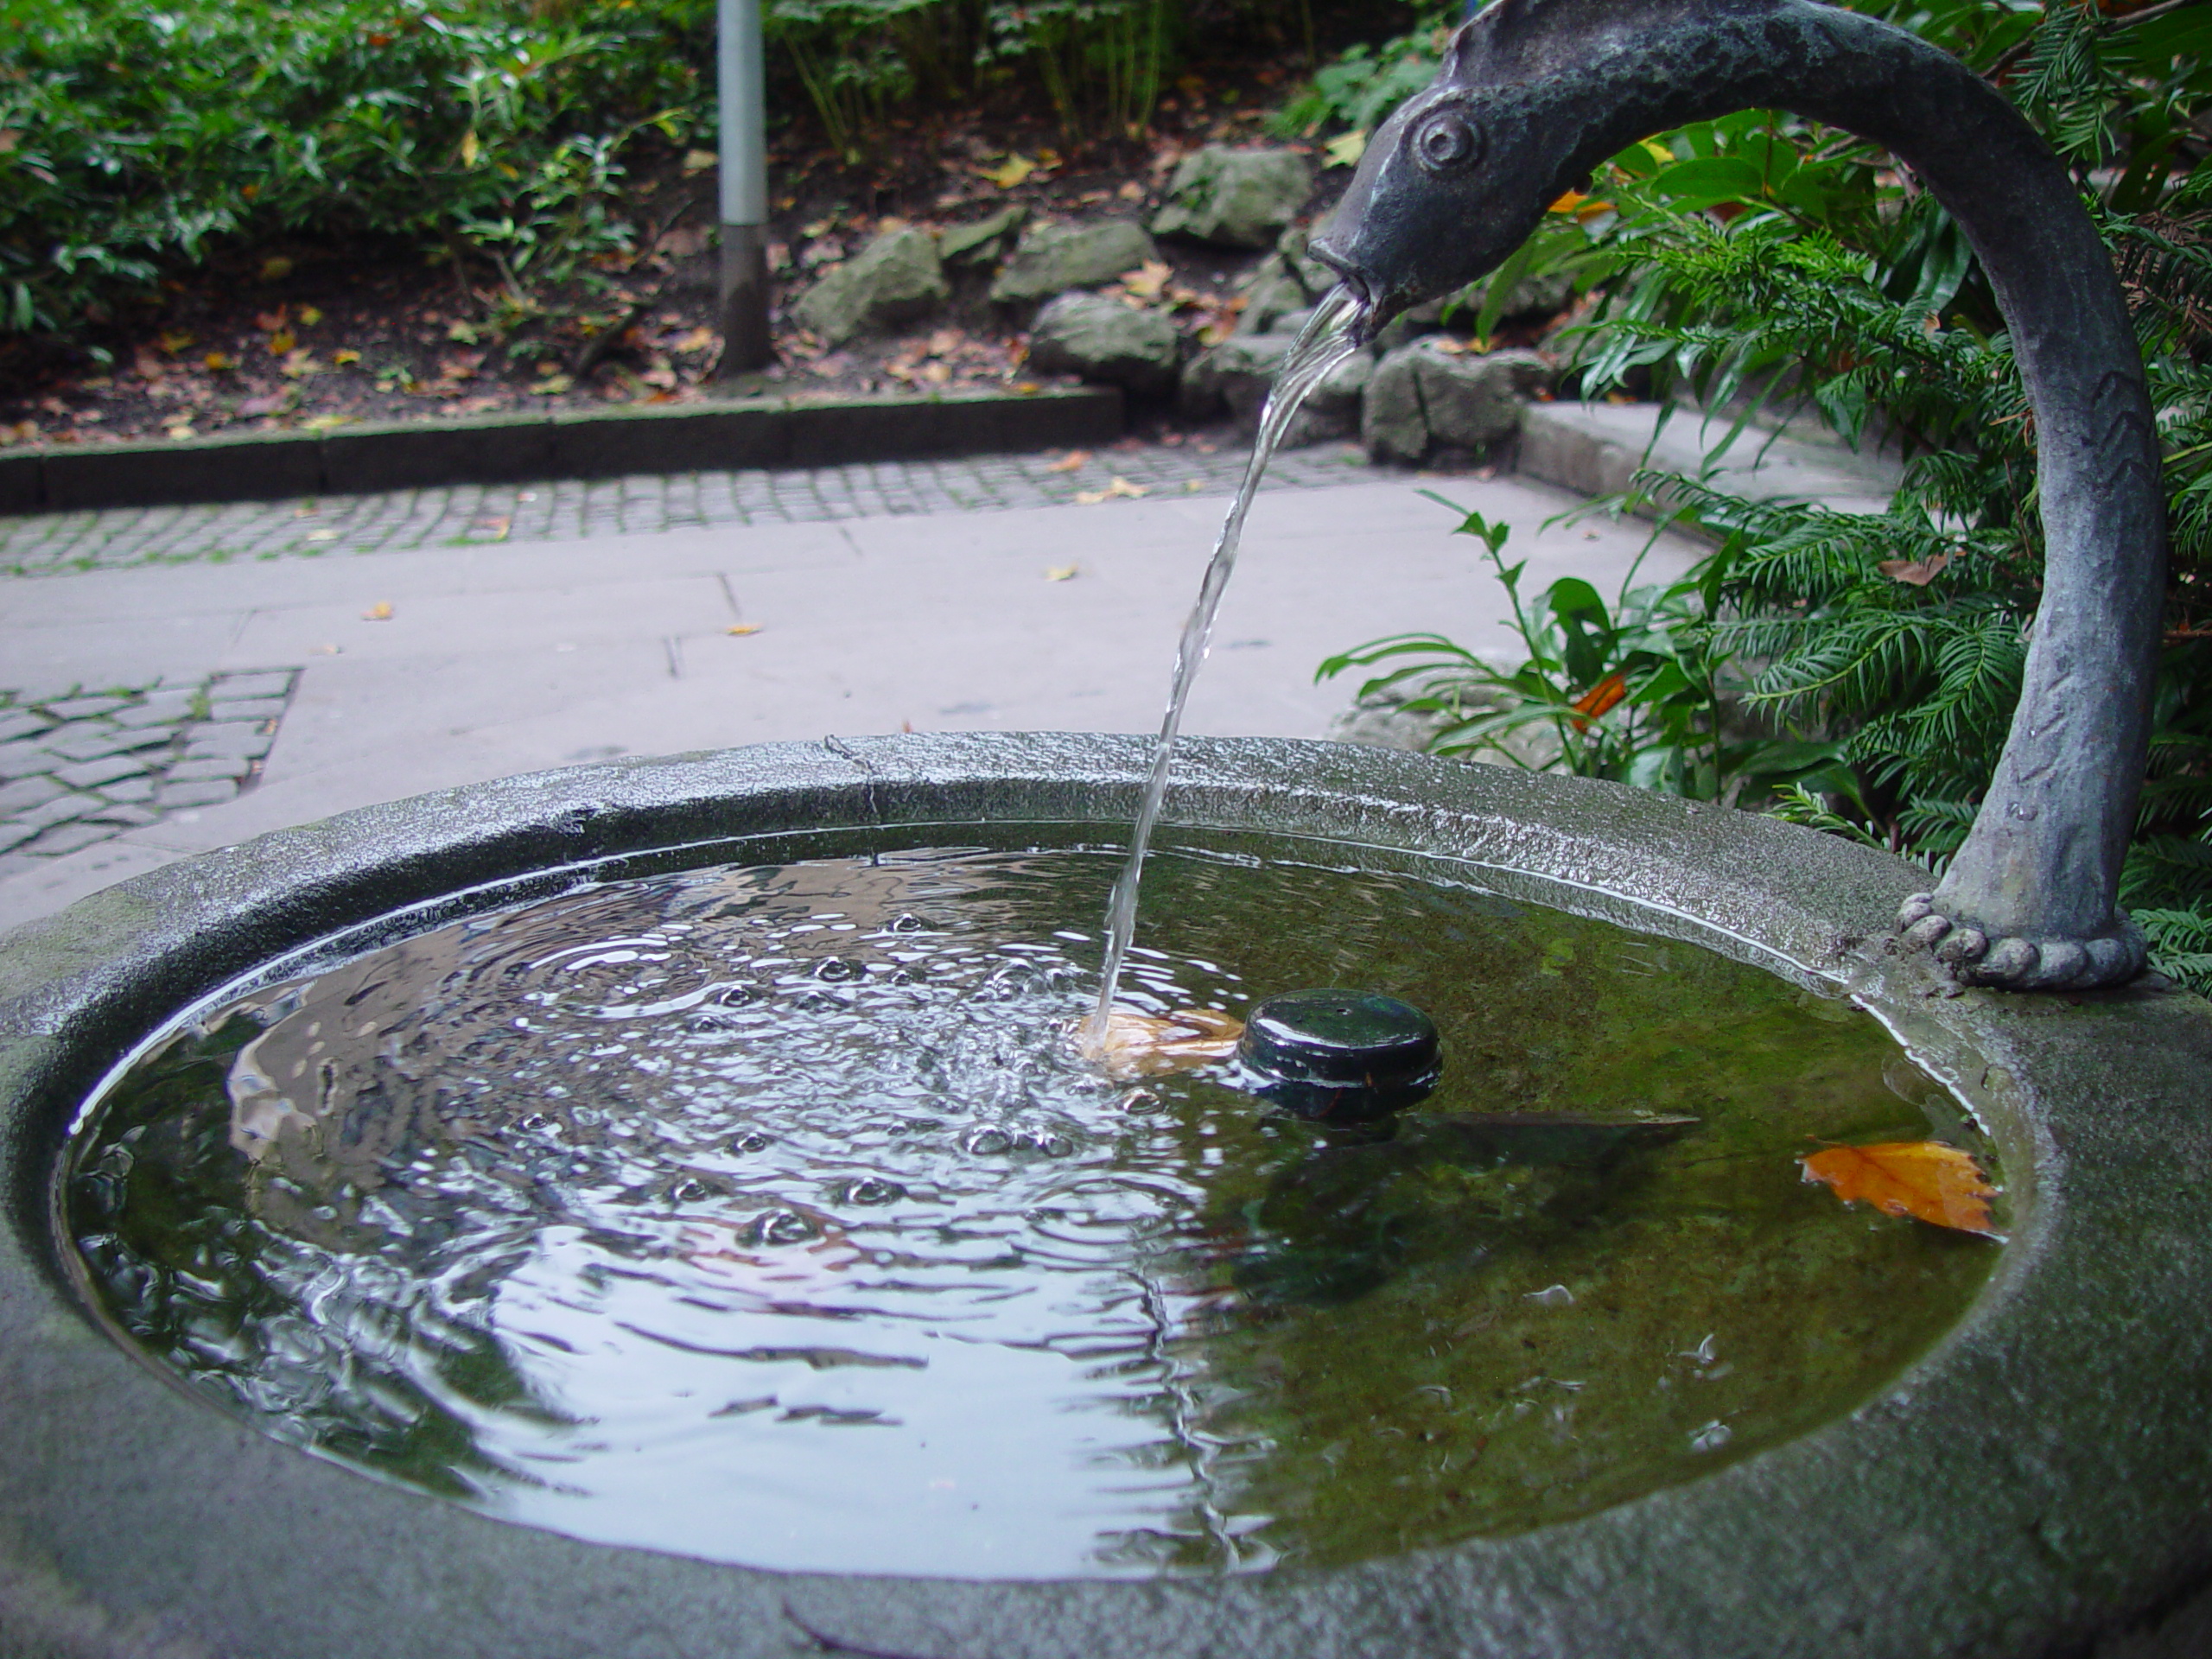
[
  {"left": 0, "top": 0, "right": 709, "bottom": 338},
  {"left": 1319, "top": 0, "right": 2212, "bottom": 991}
]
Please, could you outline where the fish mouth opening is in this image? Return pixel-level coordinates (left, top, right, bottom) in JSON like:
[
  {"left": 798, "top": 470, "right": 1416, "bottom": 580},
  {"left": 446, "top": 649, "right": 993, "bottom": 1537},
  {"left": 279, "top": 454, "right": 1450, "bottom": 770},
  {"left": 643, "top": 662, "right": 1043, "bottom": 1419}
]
[{"left": 1303, "top": 248, "right": 1379, "bottom": 343}]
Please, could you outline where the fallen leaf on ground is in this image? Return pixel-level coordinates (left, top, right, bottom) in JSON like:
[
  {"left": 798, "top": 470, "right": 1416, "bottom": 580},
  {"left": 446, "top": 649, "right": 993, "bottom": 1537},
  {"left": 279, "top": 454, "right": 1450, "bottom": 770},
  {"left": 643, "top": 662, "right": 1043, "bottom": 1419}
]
[
  {"left": 1046, "top": 449, "right": 1090, "bottom": 473},
  {"left": 1082, "top": 1007, "right": 1244, "bottom": 1078},
  {"left": 1119, "top": 259, "right": 1173, "bottom": 301},
  {"left": 334, "top": 348, "right": 360, "bottom": 365},
  {"left": 1117, "top": 180, "right": 1145, "bottom": 200},
  {"left": 1878, "top": 552, "right": 1953, "bottom": 586},
  {"left": 1799, "top": 1141, "right": 1999, "bottom": 1236},
  {"left": 312, "top": 644, "right": 341, "bottom": 654},
  {"left": 1325, "top": 129, "right": 1369, "bottom": 168},
  {"left": 682, "top": 148, "right": 717, "bottom": 175},
  {"left": 158, "top": 329, "right": 196, "bottom": 356},
  {"left": 728, "top": 624, "right": 762, "bottom": 636},
  {"left": 266, "top": 328, "right": 296, "bottom": 356},
  {"left": 203, "top": 350, "right": 236, "bottom": 372},
  {"left": 1074, "top": 475, "right": 1147, "bottom": 505},
  {"left": 1045, "top": 563, "right": 1079, "bottom": 582},
  {"left": 259, "top": 255, "right": 293, "bottom": 283},
  {"left": 298, "top": 305, "right": 324, "bottom": 327},
  {"left": 978, "top": 153, "right": 1036, "bottom": 189},
  {"left": 362, "top": 601, "right": 393, "bottom": 620},
  {"left": 303, "top": 528, "right": 339, "bottom": 541}
]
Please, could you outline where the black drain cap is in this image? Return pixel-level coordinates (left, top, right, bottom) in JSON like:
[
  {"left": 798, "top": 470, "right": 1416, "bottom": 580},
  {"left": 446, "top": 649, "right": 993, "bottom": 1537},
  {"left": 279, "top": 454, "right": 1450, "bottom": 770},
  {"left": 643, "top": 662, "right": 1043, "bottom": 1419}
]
[{"left": 1237, "top": 989, "right": 1440, "bottom": 1122}]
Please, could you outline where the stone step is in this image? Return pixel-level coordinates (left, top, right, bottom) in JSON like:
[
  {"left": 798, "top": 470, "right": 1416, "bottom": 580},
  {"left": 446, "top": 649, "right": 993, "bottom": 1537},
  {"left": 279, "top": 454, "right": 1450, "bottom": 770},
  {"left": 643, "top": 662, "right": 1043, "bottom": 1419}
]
[{"left": 1516, "top": 398, "right": 1903, "bottom": 524}]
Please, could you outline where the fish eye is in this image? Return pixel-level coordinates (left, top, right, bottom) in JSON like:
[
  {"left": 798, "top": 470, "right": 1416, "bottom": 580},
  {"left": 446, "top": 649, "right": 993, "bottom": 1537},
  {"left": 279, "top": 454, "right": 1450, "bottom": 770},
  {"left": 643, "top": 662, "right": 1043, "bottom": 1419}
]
[{"left": 1409, "top": 106, "right": 1482, "bottom": 174}]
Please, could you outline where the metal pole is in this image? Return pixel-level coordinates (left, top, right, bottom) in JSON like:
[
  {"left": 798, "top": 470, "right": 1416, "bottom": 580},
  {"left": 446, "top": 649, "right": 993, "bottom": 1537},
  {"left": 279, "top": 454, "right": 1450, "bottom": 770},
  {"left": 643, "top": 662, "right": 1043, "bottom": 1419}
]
[{"left": 715, "top": 0, "right": 772, "bottom": 374}]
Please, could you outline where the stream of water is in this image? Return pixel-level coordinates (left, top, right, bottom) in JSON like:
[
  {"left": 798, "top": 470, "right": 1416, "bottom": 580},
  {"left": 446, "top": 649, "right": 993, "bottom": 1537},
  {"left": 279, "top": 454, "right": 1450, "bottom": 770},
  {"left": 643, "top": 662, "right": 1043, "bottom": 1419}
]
[{"left": 1084, "top": 287, "right": 1367, "bottom": 1046}]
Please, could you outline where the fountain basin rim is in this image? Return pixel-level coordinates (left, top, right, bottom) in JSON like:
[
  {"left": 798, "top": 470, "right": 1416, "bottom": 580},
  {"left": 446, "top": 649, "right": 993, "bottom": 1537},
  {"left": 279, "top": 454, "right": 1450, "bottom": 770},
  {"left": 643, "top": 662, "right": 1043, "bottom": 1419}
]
[{"left": 0, "top": 731, "right": 2207, "bottom": 1659}]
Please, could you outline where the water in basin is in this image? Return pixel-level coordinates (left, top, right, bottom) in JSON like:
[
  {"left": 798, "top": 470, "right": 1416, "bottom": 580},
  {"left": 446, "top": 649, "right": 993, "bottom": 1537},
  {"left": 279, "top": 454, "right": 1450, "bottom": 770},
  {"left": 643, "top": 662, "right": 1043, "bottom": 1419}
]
[{"left": 63, "top": 834, "right": 1998, "bottom": 1578}]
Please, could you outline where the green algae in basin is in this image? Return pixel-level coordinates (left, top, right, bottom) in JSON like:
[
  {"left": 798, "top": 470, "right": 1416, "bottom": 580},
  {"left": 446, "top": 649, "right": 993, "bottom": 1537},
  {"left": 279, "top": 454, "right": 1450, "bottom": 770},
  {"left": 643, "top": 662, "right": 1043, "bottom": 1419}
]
[{"left": 60, "top": 836, "right": 1998, "bottom": 1579}]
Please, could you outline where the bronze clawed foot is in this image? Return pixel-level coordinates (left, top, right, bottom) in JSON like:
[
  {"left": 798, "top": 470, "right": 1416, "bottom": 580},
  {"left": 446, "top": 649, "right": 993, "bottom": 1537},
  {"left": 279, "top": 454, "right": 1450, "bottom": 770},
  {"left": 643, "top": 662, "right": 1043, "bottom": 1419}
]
[{"left": 1896, "top": 894, "right": 2148, "bottom": 990}]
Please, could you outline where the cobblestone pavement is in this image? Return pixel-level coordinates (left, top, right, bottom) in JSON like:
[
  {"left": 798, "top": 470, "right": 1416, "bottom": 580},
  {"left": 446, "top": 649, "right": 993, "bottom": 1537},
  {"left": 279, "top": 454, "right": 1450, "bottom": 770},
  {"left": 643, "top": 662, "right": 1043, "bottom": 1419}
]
[
  {"left": 0, "top": 436, "right": 1377, "bottom": 578},
  {"left": 0, "top": 435, "right": 1396, "bottom": 879},
  {"left": 0, "top": 671, "right": 299, "bottom": 878}
]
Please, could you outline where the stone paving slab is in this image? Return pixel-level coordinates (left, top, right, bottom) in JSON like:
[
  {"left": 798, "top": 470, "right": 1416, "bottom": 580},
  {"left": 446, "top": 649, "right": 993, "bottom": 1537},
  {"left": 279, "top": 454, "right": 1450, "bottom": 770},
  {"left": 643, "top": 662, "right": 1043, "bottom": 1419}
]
[{"left": 0, "top": 403, "right": 1900, "bottom": 935}]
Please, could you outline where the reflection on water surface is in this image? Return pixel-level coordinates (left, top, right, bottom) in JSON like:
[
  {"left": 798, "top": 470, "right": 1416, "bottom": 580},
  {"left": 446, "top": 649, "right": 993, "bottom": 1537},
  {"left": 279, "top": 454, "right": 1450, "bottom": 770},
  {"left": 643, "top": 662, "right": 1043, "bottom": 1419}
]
[{"left": 67, "top": 841, "right": 1997, "bottom": 1577}]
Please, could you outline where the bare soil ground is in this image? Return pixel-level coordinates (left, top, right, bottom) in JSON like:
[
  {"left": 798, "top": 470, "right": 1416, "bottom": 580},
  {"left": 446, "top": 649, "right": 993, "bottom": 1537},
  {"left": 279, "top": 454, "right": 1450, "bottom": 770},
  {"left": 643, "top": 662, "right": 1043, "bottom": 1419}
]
[{"left": 0, "top": 64, "right": 1327, "bottom": 454}]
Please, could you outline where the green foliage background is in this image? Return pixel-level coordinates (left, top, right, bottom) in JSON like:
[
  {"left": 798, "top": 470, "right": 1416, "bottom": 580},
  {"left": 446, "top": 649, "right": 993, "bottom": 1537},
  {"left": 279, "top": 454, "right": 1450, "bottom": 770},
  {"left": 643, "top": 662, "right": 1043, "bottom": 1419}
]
[
  {"left": 1308, "top": 0, "right": 2212, "bottom": 990},
  {"left": 0, "top": 0, "right": 713, "bottom": 339}
]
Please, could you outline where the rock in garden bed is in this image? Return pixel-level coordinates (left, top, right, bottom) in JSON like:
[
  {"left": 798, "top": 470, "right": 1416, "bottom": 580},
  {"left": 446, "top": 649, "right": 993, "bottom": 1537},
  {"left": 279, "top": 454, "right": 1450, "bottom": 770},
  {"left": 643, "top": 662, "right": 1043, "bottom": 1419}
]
[
  {"left": 1151, "top": 146, "right": 1315, "bottom": 249},
  {"left": 790, "top": 226, "right": 950, "bottom": 346},
  {"left": 1185, "top": 330, "right": 1372, "bottom": 445},
  {"left": 1025, "top": 292, "right": 1180, "bottom": 397},
  {"left": 1363, "top": 341, "right": 1554, "bottom": 463},
  {"left": 989, "top": 220, "right": 1159, "bottom": 306}
]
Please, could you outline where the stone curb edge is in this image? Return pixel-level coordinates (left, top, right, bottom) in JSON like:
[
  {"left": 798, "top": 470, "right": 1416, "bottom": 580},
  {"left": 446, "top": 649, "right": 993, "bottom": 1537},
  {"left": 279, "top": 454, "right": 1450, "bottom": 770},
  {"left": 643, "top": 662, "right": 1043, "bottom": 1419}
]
[{"left": 0, "top": 386, "right": 1123, "bottom": 515}]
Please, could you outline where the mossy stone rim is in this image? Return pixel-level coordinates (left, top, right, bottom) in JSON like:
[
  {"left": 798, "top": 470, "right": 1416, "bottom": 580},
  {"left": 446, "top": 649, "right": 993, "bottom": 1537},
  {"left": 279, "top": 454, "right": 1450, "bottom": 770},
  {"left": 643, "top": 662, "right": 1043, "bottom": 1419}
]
[{"left": 1, "top": 731, "right": 2209, "bottom": 1659}]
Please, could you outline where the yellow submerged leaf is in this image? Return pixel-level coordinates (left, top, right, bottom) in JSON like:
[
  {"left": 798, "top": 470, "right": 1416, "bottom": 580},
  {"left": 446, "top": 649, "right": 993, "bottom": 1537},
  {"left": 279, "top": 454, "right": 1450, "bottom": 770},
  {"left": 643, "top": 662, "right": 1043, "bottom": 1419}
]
[
  {"left": 1082, "top": 1007, "right": 1243, "bottom": 1078},
  {"left": 1799, "top": 1140, "right": 1999, "bottom": 1236}
]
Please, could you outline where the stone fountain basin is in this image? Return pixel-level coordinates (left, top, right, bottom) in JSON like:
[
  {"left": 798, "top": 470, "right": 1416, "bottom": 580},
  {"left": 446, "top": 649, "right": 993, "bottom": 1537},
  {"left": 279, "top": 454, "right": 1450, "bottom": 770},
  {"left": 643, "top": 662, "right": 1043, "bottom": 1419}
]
[{"left": 2, "top": 732, "right": 2209, "bottom": 1659}]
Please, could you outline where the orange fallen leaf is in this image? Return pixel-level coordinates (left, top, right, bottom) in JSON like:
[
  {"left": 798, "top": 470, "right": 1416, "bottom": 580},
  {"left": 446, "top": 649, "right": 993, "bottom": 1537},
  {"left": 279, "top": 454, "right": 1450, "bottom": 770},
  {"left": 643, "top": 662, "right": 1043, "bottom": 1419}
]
[
  {"left": 362, "top": 601, "right": 393, "bottom": 620},
  {"left": 1878, "top": 551, "right": 1953, "bottom": 586},
  {"left": 727, "top": 624, "right": 761, "bottom": 635},
  {"left": 1799, "top": 1141, "right": 1999, "bottom": 1236},
  {"left": 1082, "top": 1007, "right": 1243, "bottom": 1078},
  {"left": 1046, "top": 448, "right": 1091, "bottom": 473}
]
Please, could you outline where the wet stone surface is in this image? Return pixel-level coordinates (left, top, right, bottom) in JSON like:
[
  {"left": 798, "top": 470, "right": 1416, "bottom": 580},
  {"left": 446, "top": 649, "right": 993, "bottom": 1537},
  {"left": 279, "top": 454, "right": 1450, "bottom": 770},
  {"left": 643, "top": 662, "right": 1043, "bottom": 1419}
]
[{"left": 0, "top": 669, "right": 298, "bottom": 875}]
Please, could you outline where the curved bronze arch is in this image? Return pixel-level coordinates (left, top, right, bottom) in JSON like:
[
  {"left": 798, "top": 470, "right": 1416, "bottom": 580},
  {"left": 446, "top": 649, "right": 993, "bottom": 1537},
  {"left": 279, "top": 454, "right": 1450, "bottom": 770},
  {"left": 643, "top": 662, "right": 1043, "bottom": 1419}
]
[{"left": 1310, "top": 0, "right": 2165, "bottom": 991}]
